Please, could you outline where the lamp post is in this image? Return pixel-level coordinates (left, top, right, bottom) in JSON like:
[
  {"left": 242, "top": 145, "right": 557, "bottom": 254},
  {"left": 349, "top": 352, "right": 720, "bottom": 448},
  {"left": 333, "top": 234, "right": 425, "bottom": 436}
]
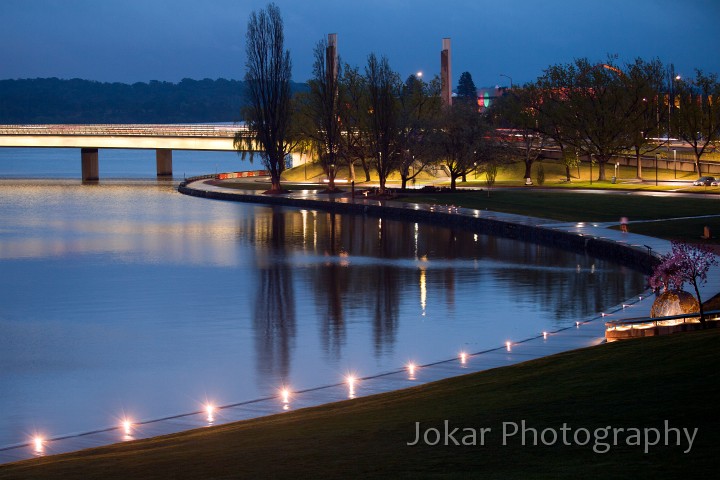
[
  {"left": 499, "top": 74, "right": 513, "bottom": 88},
  {"left": 673, "top": 149, "right": 677, "bottom": 178},
  {"left": 655, "top": 154, "right": 659, "bottom": 186},
  {"left": 589, "top": 154, "right": 593, "bottom": 185}
]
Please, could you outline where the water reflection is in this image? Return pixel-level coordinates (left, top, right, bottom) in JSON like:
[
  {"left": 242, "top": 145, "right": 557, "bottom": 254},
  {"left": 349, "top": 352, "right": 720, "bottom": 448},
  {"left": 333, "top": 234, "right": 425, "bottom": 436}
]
[
  {"left": 0, "top": 181, "right": 648, "bottom": 449},
  {"left": 252, "top": 208, "right": 296, "bottom": 383}
]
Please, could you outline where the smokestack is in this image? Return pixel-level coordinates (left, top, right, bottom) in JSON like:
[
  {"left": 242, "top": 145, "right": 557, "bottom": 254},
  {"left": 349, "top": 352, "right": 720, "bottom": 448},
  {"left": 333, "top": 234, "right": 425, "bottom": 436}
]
[{"left": 441, "top": 38, "right": 452, "bottom": 106}]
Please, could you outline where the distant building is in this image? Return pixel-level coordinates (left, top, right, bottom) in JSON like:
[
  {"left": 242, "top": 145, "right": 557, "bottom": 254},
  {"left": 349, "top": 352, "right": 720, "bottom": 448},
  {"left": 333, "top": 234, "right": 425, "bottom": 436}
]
[{"left": 475, "top": 86, "right": 507, "bottom": 112}]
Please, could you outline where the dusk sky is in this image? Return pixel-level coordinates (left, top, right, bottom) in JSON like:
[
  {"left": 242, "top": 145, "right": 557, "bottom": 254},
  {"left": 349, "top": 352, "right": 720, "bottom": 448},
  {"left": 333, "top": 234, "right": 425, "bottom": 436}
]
[{"left": 1, "top": 0, "right": 719, "bottom": 88}]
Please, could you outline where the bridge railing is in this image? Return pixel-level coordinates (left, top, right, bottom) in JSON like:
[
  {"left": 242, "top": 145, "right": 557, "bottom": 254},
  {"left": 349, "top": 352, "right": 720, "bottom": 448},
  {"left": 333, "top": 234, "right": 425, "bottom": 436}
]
[
  {"left": 0, "top": 124, "right": 248, "bottom": 138},
  {"left": 605, "top": 309, "right": 720, "bottom": 331}
]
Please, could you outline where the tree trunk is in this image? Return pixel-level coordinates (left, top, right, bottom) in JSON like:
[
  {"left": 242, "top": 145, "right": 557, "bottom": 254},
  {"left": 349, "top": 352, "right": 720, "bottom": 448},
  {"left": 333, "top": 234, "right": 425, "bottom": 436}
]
[
  {"left": 694, "top": 152, "right": 701, "bottom": 174},
  {"left": 597, "top": 158, "right": 607, "bottom": 181},
  {"left": 461, "top": 174, "right": 467, "bottom": 183},
  {"left": 565, "top": 164, "right": 571, "bottom": 182},
  {"left": 401, "top": 176, "right": 407, "bottom": 190},
  {"left": 692, "top": 280, "right": 706, "bottom": 326},
  {"left": 348, "top": 161, "right": 355, "bottom": 182},
  {"left": 635, "top": 147, "right": 643, "bottom": 179},
  {"left": 450, "top": 174, "right": 457, "bottom": 190},
  {"left": 523, "top": 161, "right": 532, "bottom": 180},
  {"left": 361, "top": 158, "right": 371, "bottom": 182}
]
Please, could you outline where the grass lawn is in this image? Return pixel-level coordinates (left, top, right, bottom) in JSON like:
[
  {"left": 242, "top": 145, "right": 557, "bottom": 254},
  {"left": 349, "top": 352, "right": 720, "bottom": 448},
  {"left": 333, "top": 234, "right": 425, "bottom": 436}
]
[
  {"left": 1, "top": 328, "right": 718, "bottom": 479},
  {"left": 397, "top": 190, "right": 718, "bottom": 222}
]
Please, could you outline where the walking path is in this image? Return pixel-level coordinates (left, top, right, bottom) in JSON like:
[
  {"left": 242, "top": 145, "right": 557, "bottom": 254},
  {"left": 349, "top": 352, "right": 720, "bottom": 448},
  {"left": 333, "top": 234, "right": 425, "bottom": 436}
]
[{"left": 2, "top": 179, "right": 718, "bottom": 465}]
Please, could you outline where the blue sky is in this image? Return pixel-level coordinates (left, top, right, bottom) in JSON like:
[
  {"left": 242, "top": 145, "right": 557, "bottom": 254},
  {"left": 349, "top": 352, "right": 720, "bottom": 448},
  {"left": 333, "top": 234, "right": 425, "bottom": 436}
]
[{"left": 1, "top": 0, "right": 718, "bottom": 87}]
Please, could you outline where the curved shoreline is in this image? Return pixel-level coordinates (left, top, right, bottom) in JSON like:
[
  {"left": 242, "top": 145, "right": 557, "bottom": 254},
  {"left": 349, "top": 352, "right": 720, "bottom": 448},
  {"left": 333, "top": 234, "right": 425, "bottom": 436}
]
[{"left": 179, "top": 178, "right": 659, "bottom": 274}]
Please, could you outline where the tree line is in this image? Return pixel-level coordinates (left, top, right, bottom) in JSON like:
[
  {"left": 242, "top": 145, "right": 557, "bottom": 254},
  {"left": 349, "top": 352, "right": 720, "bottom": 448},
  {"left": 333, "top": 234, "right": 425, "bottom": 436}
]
[
  {"left": 494, "top": 57, "right": 720, "bottom": 181},
  {"left": 0, "top": 77, "right": 307, "bottom": 124},
  {"left": 239, "top": 4, "right": 720, "bottom": 193}
]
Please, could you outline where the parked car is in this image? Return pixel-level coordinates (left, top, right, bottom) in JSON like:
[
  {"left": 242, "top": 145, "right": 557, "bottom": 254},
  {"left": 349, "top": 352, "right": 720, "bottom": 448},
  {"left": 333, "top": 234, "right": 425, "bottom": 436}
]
[
  {"left": 712, "top": 178, "right": 720, "bottom": 186},
  {"left": 693, "top": 176, "right": 716, "bottom": 186}
]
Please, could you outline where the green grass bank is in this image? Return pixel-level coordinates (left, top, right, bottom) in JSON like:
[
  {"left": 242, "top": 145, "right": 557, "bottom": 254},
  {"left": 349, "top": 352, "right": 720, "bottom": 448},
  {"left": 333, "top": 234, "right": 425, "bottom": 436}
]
[{"left": 1, "top": 329, "right": 718, "bottom": 479}]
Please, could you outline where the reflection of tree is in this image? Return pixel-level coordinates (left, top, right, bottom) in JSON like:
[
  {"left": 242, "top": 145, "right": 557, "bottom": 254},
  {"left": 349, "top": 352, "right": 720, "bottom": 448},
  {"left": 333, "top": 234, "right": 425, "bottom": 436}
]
[
  {"left": 246, "top": 207, "right": 647, "bottom": 369},
  {"left": 371, "top": 265, "right": 400, "bottom": 356},
  {"left": 252, "top": 208, "right": 296, "bottom": 383},
  {"left": 313, "top": 212, "right": 351, "bottom": 357}
]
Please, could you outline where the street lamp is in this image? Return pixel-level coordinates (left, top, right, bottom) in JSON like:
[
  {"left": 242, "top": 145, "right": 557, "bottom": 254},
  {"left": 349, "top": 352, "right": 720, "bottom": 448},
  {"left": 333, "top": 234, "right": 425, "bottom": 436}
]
[
  {"left": 499, "top": 74, "right": 513, "bottom": 88},
  {"left": 655, "top": 154, "right": 659, "bottom": 186}
]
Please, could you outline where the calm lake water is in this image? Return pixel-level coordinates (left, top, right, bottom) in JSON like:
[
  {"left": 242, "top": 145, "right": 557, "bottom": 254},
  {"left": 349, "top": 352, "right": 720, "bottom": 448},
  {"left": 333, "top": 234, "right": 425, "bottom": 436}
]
[{"left": 0, "top": 148, "right": 646, "bottom": 448}]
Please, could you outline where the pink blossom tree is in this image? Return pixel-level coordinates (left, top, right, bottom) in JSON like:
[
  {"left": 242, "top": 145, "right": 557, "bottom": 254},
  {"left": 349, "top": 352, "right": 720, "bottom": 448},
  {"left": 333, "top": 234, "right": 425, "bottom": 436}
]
[{"left": 648, "top": 241, "right": 718, "bottom": 324}]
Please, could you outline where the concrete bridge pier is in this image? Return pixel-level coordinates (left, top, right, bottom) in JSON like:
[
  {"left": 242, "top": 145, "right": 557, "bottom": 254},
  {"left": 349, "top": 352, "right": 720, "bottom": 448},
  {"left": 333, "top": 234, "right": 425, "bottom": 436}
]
[
  {"left": 156, "top": 149, "right": 172, "bottom": 176},
  {"left": 81, "top": 148, "right": 99, "bottom": 181}
]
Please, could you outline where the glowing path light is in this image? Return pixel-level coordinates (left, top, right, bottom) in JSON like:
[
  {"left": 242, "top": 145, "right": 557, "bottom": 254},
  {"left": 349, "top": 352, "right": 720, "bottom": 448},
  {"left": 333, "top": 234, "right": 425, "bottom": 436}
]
[
  {"left": 459, "top": 351, "right": 468, "bottom": 365},
  {"left": 407, "top": 362, "right": 417, "bottom": 380},
  {"left": 346, "top": 375, "right": 357, "bottom": 399},
  {"left": 205, "top": 403, "right": 215, "bottom": 424},
  {"left": 280, "top": 387, "right": 291, "bottom": 410},
  {"left": 543, "top": 331, "right": 548, "bottom": 340},
  {"left": 33, "top": 436, "right": 44, "bottom": 455},
  {"left": 122, "top": 419, "right": 133, "bottom": 437},
  {"left": 506, "top": 341, "right": 512, "bottom": 352}
]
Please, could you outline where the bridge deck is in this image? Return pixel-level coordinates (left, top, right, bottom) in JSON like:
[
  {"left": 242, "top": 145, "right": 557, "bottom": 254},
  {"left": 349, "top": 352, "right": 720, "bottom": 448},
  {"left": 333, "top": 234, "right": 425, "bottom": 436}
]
[{"left": 0, "top": 124, "right": 253, "bottom": 152}]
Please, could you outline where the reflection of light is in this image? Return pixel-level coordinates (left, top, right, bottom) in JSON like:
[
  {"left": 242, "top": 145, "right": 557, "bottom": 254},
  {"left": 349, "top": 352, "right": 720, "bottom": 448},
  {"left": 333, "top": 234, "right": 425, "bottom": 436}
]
[
  {"left": 346, "top": 375, "right": 356, "bottom": 399},
  {"left": 414, "top": 223, "right": 419, "bottom": 258},
  {"left": 506, "top": 341, "right": 511, "bottom": 352},
  {"left": 33, "top": 436, "right": 44, "bottom": 454},
  {"left": 543, "top": 331, "right": 548, "bottom": 339},
  {"left": 301, "top": 209, "right": 307, "bottom": 247},
  {"left": 473, "top": 234, "right": 478, "bottom": 242},
  {"left": 459, "top": 352, "right": 467, "bottom": 365},
  {"left": 205, "top": 403, "right": 215, "bottom": 423},
  {"left": 576, "top": 321, "right": 581, "bottom": 327},
  {"left": 420, "top": 268, "right": 427, "bottom": 315},
  {"left": 601, "top": 313, "right": 607, "bottom": 317},
  {"left": 122, "top": 419, "right": 133, "bottom": 436},
  {"left": 407, "top": 362, "right": 417, "bottom": 380}
]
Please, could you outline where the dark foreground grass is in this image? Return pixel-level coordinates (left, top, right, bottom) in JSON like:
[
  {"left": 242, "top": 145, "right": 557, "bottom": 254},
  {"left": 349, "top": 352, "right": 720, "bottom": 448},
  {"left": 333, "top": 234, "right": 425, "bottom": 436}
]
[
  {"left": 398, "top": 190, "right": 719, "bottom": 223},
  {"left": 2, "top": 329, "right": 719, "bottom": 480}
]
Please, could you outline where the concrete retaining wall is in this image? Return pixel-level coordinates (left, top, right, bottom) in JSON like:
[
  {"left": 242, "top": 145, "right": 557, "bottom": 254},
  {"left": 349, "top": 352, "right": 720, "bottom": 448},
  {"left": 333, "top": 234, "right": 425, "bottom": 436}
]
[{"left": 178, "top": 181, "right": 658, "bottom": 275}]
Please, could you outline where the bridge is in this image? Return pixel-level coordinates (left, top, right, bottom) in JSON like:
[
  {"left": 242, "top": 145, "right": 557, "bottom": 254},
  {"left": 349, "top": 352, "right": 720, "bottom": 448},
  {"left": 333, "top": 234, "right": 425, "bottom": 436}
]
[{"left": 0, "top": 124, "right": 256, "bottom": 181}]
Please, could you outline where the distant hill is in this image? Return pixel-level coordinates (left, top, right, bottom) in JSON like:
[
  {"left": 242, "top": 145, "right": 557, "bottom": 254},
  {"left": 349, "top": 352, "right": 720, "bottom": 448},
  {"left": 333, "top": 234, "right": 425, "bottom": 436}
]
[{"left": 0, "top": 78, "right": 309, "bottom": 124}]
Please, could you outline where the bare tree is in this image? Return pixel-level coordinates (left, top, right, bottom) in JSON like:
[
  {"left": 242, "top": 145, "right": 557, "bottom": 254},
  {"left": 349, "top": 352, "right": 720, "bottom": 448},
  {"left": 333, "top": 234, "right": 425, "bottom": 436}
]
[
  {"left": 397, "top": 74, "right": 442, "bottom": 190},
  {"left": 491, "top": 85, "right": 546, "bottom": 183},
  {"left": 365, "top": 54, "right": 402, "bottom": 192},
  {"left": 338, "top": 63, "right": 372, "bottom": 182},
  {"left": 671, "top": 69, "right": 720, "bottom": 174},
  {"left": 299, "top": 35, "right": 342, "bottom": 191},
  {"left": 431, "top": 101, "right": 493, "bottom": 190},
  {"left": 623, "top": 58, "right": 666, "bottom": 179},
  {"left": 235, "top": 3, "right": 296, "bottom": 193}
]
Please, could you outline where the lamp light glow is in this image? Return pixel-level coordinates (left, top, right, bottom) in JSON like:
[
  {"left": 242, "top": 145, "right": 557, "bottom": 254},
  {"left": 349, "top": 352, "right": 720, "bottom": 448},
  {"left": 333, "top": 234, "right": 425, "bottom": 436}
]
[
  {"left": 459, "top": 352, "right": 467, "bottom": 365},
  {"left": 205, "top": 403, "right": 215, "bottom": 423},
  {"left": 543, "top": 331, "right": 548, "bottom": 339},
  {"left": 281, "top": 387, "right": 291, "bottom": 408},
  {"left": 407, "top": 362, "right": 417, "bottom": 379},
  {"left": 346, "top": 375, "right": 356, "bottom": 398},
  {"left": 122, "top": 419, "right": 132, "bottom": 436},
  {"left": 506, "top": 341, "right": 511, "bottom": 352},
  {"left": 33, "top": 436, "right": 44, "bottom": 454}
]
